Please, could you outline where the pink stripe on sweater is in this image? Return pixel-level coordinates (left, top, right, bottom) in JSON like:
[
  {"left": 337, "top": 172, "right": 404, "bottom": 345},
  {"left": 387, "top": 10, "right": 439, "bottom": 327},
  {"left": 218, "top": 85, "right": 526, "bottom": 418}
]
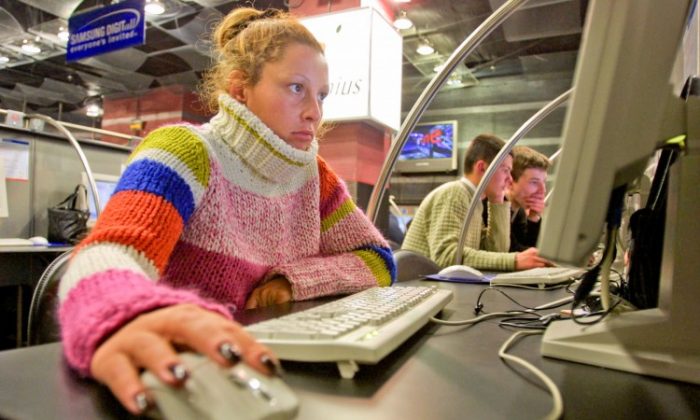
[
  {"left": 181, "top": 162, "right": 321, "bottom": 264},
  {"left": 163, "top": 240, "right": 268, "bottom": 310},
  {"left": 59, "top": 269, "right": 231, "bottom": 376},
  {"left": 321, "top": 209, "right": 389, "bottom": 253}
]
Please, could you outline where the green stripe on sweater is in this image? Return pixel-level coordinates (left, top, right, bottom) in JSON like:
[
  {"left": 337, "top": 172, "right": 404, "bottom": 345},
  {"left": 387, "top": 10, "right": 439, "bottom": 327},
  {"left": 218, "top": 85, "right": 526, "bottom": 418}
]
[
  {"left": 353, "top": 249, "right": 392, "bottom": 287},
  {"left": 321, "top": 199, "right": 356, "bottom": 233},
  {"left": 129, "top": 126, "right": 210, "bottom": 186}
]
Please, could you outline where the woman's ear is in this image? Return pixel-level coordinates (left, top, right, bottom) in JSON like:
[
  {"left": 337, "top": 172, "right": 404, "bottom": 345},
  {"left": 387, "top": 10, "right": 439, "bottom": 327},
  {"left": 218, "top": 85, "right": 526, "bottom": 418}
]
[{"left": 227, "top": 70, "right": 247, "bottom": 103}]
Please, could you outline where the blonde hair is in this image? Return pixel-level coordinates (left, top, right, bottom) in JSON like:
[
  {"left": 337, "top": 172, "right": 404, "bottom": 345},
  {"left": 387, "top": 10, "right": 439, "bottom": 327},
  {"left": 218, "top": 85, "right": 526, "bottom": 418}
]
[{"left": 200, "top": 8, "right": 324, "bottom": 113}]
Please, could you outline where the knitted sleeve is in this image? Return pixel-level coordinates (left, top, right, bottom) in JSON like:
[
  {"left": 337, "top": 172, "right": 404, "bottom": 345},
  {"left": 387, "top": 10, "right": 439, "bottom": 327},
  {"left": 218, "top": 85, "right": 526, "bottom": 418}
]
[
  {"left": 266, "top": 157, "right": 396, "bottom": 301},
  {"left": 58, "top": 126, "right": 231, "bottom": 376},
  {"left": 418, "top": 182, "right": 516, "bottom": 270}
]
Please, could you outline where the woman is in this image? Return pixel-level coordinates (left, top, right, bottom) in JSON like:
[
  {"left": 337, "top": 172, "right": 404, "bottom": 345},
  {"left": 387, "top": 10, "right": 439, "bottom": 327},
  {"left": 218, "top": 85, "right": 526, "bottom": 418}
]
[{"left": 58, "top": 8, "right": 395, "bottom": 414}]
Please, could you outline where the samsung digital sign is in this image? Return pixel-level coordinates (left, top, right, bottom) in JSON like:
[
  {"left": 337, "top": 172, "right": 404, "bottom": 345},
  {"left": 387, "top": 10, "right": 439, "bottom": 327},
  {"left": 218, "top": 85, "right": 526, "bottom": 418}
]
[{"left": 67, "top": 0, "right": 146, "bottom": 62}]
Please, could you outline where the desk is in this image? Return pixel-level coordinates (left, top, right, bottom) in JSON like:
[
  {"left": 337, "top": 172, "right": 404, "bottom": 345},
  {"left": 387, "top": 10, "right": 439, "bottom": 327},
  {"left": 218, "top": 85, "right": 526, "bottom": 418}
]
[
  {"left": 0, "top": 246, "right": 72, "bottom": 348},
  {"left": 0, "top": 280, "right": 698, "bottom": 419}
]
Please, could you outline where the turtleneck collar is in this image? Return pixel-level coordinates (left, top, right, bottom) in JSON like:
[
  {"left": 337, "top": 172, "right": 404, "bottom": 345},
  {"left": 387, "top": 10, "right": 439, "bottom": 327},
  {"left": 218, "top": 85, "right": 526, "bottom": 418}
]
[{"left": 209, "top": 94, "right": 319, "bottom": 183}]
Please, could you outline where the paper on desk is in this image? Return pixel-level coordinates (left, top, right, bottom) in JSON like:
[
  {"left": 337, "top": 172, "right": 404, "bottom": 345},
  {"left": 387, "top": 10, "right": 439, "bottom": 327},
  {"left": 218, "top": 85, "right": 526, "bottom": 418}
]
[{"left": 0, "top": 159, "right": 8, "bottom": 218}]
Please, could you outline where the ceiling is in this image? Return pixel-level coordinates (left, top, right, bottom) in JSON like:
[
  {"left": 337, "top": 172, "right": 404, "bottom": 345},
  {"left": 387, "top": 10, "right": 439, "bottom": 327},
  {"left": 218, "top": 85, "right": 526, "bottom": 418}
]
[{"left": 0, "top": 0, "right": 586, "bottom": 126}]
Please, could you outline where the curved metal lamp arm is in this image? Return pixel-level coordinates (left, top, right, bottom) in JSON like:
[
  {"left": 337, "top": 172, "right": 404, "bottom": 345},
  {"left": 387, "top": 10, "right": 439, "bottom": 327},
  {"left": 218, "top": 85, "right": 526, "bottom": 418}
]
[
  {"left": 366, "top": 0, "right": 530, "bottom": 223},
  {"left": 454, "top": 88, "right": 573, "bottom": 265},
  {"left": 24, "top": 113, "right": 103, "bottom": 217}
]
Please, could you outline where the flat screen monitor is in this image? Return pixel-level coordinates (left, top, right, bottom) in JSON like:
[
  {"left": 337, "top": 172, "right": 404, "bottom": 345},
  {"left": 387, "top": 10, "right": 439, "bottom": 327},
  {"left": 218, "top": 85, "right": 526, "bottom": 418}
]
[
  {"left": 394, "top": 120, "right": 458, "bottom": 173},
  {"left": 538, "top": 0, "right": 699, "bottom": 384},
  {"left": 81, "top": 172, "right": 120, "bottom": 225}
]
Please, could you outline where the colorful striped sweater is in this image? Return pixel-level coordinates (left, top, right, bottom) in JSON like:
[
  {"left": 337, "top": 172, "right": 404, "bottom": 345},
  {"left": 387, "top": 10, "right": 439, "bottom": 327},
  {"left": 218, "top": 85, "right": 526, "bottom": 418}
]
[{"left": 58, "top": 94, "right": 396, "bottom": 376}]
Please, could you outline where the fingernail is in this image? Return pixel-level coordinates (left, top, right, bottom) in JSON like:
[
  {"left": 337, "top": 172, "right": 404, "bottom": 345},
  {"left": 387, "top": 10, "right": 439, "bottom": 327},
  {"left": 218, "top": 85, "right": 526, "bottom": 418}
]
[
  {"left": 219, "top": 342, "right": 242, "bottom": 364},
  {"left": 134, "top": 392, "right": 150, "bottom": 413},
  {"left": 168, "top": 363, "right": 189, "bottom": 382},
  {"left": 260, "top": 354, "right": 284, "bottom": 377}
]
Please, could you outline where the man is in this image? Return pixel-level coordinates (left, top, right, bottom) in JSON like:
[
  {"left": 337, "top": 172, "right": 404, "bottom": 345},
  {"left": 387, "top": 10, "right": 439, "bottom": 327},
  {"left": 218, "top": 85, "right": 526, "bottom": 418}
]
[
  {"left": 402, "top": 134, "right": 548, "bottom": 271},
  {"left": 507, "top": 146, "right": 549, "bottom": 252}
]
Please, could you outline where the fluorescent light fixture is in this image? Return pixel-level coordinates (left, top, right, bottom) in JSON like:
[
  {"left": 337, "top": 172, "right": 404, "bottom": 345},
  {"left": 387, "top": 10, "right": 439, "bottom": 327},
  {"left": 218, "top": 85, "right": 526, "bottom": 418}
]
[
  {"left": 57, "top": 27, "right": 69, "bottom": 42},
  {"left": 393, "top": 11, "right": 413, "bottom": 30},
  {"left": 416, "top": 42, "right": 434, "bottom": 55},
  {"left": 0, "top": 56, "right": 9, "bottom": 64},
  {"left": 21, "top": 41, "right": 41, "bottom": 55},
  {"left": 145, "top": 0, "right": 165, "bottom": 15}
]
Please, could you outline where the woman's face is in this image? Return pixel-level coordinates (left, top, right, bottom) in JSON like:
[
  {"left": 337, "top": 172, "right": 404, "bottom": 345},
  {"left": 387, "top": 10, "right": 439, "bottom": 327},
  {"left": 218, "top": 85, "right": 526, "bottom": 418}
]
[{"left": 231, "top": 42, "right": 329, "bottom": 150}]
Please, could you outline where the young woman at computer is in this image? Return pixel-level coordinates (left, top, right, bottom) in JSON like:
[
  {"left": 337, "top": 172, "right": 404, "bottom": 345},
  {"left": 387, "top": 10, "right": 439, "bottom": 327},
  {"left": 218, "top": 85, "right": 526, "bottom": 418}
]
[{"left": 57, "top": 8, "right": 395, "bottom": 414}]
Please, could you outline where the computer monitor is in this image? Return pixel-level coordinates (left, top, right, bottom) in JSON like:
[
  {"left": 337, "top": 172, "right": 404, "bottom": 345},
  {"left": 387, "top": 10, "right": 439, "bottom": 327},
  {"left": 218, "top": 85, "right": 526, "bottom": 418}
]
[
  {"left": 394, "top": 120, "right": 458, "bottom": 173},
  {"left": 538, "top": 0, "right": 700, "bottom": 384},
  {"left": 81, "top": 172, "right": 120, "bottom": 226}
]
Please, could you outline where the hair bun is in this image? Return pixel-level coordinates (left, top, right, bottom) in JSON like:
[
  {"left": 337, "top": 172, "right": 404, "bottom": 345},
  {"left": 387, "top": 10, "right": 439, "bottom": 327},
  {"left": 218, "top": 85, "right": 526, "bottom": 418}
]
[{"left": 220, "top": 8, "right": 284, "bottom": 47}]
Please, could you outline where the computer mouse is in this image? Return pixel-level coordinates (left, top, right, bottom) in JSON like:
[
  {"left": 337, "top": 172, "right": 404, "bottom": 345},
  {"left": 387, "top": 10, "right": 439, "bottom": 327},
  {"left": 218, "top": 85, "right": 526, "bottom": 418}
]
[
  {"left": 28, "top": 236, "right": 49, "bottom": 246},
  {"left": 437, "top": 264, "right": 484, "bottom": 280},
  {"left": 141, "top": 352, "right": 299, "bottom": 420}
]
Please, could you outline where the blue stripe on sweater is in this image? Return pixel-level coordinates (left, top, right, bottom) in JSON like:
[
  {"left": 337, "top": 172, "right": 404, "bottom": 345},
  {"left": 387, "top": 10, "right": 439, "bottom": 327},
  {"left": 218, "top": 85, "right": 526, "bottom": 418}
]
[
  {"left": 366, "top": 245, "right": 397, "bottom": 285},
  {"left": 116, "top": 159, "right": 196, "bottom": 222}
]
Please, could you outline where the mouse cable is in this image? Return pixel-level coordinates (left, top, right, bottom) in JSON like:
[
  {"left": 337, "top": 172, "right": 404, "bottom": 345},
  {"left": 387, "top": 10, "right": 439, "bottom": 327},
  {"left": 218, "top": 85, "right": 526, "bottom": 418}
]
[
  {"left": 499, "top": 331, "right": 563, "bottom": 420},
  {"left": 430, "top": 294, "right": 573, "bottom": 327}
]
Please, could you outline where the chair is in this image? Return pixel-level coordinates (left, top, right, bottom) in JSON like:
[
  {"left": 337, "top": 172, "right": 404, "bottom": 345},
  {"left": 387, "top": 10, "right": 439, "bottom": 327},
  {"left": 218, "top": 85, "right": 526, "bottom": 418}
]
[
  {"left": 392, "top": 249, "right": 441, "bottom": 282},
  {"left": 26, "top": 251, "right": 71, "bottom": 346}
]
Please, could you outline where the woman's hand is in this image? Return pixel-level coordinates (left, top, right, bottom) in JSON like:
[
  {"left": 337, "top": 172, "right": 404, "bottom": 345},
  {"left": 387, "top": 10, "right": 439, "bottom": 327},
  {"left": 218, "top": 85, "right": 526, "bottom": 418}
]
[
  {"left": 90, "top": 304, "right": 280, "bottom": 415},
  {"left": 245, "top": 276, "right": 293, "bottom": 309}
]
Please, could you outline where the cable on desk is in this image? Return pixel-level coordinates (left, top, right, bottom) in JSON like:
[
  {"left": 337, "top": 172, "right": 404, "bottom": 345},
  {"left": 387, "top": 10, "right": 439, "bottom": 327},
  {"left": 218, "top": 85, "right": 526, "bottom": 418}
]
[
  {"left": 498, "top": 331, "right": 563, "bottom": 420},
  {"left": 430, "top": 288, "right": 574, "bottom": 327},
  {"left": 430, "top": 310, "right": 533, "bottom": 326}
]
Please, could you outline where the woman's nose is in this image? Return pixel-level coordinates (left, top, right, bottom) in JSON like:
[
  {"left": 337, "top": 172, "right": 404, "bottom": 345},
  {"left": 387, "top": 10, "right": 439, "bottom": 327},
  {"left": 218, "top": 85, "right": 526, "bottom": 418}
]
[{"left": 303, "top": 96, "right": 322, "bottom": 122}]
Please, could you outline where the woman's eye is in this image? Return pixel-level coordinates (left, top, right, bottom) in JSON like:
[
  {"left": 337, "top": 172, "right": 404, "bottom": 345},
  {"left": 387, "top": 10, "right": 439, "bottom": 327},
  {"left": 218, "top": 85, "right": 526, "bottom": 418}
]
[
  {"left": 318, "top": 92, "right": 328, "bottom": 102},
  {"left": 290, "top": 83, "right": 303, "bottom": 93}
]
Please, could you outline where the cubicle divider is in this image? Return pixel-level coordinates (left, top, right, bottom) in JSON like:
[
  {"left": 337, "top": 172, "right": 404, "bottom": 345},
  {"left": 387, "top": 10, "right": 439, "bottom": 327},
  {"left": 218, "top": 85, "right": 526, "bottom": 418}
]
[{"left": 0, "top": 124, "right": 132, "bottom": 239}]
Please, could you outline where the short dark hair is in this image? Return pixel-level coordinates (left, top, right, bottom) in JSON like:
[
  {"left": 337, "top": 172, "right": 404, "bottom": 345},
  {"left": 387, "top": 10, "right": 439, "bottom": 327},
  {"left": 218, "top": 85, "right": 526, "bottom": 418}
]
[
  {"left": 463, "top": 134, "right": 508, "bottom": 174},
  {"left": 511, "top": 146, "right": 550, "bottom": 180}
]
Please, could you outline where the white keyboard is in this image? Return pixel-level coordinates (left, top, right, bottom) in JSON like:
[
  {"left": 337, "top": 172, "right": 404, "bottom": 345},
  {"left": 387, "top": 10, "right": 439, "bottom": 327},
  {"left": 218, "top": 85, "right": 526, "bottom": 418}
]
[
  {"left": 490, "top": 266, "right": 586, "bottom": 287},
  {"left": 245, "top": 286, "right": 453, "bottom": 378}
]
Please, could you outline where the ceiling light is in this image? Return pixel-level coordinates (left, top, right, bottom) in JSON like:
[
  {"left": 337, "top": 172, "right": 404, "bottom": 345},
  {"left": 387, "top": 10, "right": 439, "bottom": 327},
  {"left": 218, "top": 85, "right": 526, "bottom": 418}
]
[
  {"left": 57, "top": 27, "right": 69, "bottom": 42},
  {"left": 0, "top": 56, "right": 9, "bottom": 64},
  {"left": 416, "top": 42, "right": 434, "bottom": 56},
  {"left": 21, "top": 40, "right": 41, "bottom": 55},
  {"left": 393, "top": 11, "right": 413, "bottom": 30},
  {"left": 433, "top": 64, "right": 445, "bottom": 73},
  {"left": 145, "top": 0, "right": 166, "bottom": 15}
]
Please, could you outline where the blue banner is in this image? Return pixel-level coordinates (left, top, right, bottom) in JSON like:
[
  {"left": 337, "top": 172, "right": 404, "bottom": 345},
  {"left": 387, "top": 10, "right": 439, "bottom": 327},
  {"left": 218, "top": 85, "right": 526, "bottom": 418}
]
[{"left": 66, "top": 0, "right": 146, "bottom": 62}]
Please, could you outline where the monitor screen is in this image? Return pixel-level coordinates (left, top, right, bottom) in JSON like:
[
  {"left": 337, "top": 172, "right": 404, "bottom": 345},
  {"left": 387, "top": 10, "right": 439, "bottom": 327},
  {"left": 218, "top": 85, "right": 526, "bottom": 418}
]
[
  {"left": 82, "top": 172, "right": 120, "bottom": 224},
  {"left": 538, "top": 0, "right": 699, "bottom": 384},
  {"left": 395, "top": 120, "right": 458, "bottom": 173}
]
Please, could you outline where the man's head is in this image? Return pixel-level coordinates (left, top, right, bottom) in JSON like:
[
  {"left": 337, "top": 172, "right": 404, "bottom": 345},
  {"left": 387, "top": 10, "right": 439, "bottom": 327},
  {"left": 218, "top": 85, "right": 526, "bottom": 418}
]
[
  {"left": 508, "top": 146, "right": 549, "bottom": 210},
  {"left": 463, "top": 134, "right": 513, "bottom": 201}
]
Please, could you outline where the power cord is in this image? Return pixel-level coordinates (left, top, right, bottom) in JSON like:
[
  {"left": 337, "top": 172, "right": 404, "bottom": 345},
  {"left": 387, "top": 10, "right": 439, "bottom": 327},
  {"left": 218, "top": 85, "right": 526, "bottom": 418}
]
[{"left": 499, "top": 331, "right": 563, "bottom": 420}]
